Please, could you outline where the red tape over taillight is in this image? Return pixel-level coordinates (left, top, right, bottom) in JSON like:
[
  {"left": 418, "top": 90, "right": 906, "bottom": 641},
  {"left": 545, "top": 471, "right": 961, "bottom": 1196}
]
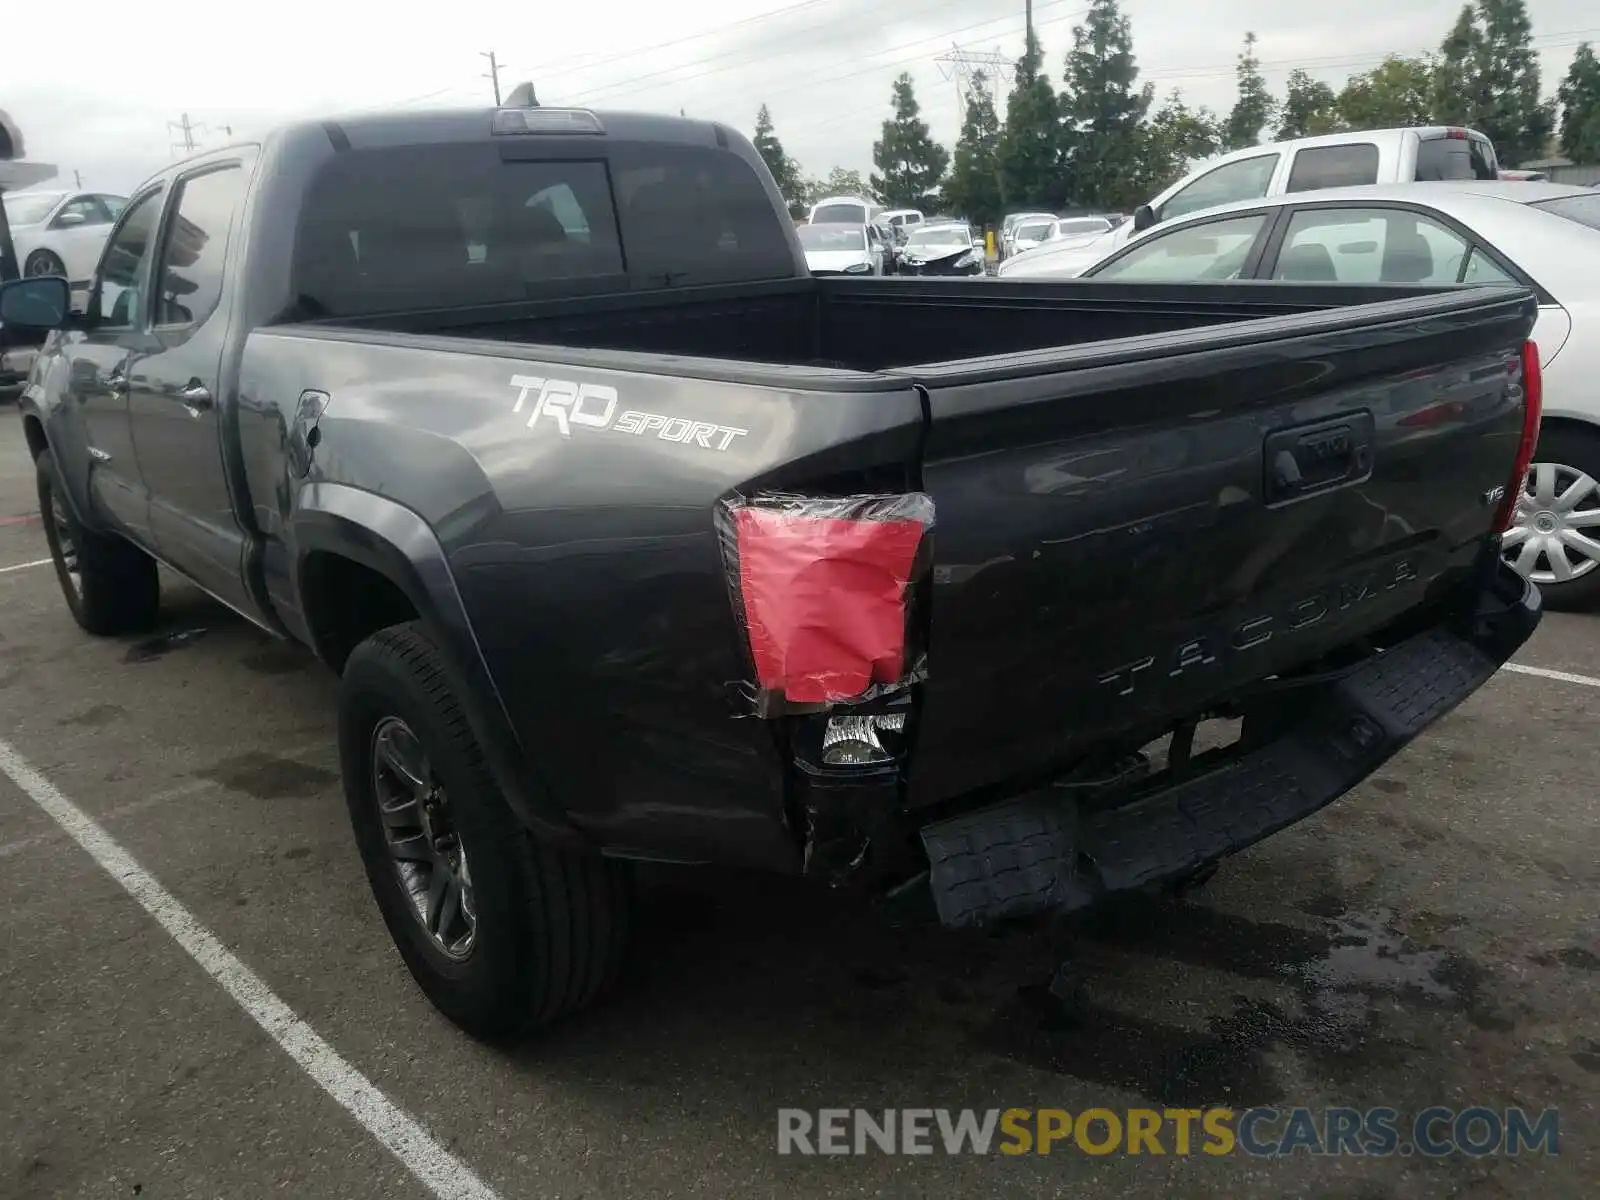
[
  {"left": 1493, "top": 339, "right": 1542, "bottom": 534},
  {"left": 721, "top": 494, "right": 934, "bottom": 713}
]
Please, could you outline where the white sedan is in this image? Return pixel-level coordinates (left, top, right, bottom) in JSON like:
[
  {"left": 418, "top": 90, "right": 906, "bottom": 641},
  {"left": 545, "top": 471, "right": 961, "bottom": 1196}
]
[
  {"left": 1000, "top": 180, "right": 1600, "bottom": 609},
  {"left": 2, "top": 188, "right": 128, "bottom": 286}
]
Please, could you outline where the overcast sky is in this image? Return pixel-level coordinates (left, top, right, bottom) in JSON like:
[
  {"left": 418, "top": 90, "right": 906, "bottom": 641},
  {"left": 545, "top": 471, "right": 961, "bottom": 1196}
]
[{"left": 4, "top": 0, "right": 1595, "bottom": 195}]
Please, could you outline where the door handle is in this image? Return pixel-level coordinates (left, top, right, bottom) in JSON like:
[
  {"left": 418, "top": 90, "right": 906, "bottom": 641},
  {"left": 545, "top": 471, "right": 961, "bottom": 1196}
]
[{"left": 179, "top": 383, "right": 214, "bottom": 411}]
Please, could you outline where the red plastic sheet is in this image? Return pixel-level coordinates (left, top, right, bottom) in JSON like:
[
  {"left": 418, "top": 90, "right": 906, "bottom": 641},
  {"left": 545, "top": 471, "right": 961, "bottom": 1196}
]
[{"left": 729, "top": 499, "right": 931, "bottom": 708}]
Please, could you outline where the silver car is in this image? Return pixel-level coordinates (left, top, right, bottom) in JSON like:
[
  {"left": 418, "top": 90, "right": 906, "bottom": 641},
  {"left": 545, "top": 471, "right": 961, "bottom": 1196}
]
[{"left": 1005, "top": 180, "right": 1600, "bottom": 608}]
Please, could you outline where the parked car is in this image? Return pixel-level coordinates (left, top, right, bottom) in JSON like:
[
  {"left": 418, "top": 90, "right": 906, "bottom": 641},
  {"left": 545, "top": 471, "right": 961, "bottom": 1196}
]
[
  {"left": 1050, "top": 214, "right": 1116, "bottom": 240},
  {"left": 1, "top": 104, "right": 1543, "bottom": 1042},
  {"left": 2, "top": 188, "right": 128, "bottom": 287},
  {"left": 1002, "top": 179, "right": 1599, "bottom": 607},
  {"left": 797, "top": 221, "right": 884, "bottom": 275},
  {"left": 1004, "top": 214, "right": 1057, "bottom": 258},
  {"left": 1003, "top": 126, "right": 1500, "bottom": 278},
  {"left": 807, "top": 194, "right": 883, "bottom": 226},
  {"left": 895, "top": 221, "right": 985, "bottom": 275},
  {"left": 880, "top": 207, "right": 924, "bottom": 238},
  {"left": 999, "top": 210, "right": 1056, "bottom": 259}
]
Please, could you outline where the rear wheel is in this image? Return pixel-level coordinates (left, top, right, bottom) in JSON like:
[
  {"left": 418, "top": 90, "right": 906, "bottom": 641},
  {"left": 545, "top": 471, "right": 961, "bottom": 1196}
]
[
  {"left": 339, "top": 621, "right": 632, "bottom": 1040},
  {"left": 35, "top": 452, "right": 160, "bottom": 635},
  {"left": 1502, "top": 425, "right": 1600, "bottom": 611},
  {"left": 24, "top": 249, "right": 66, "bottom": 279}
]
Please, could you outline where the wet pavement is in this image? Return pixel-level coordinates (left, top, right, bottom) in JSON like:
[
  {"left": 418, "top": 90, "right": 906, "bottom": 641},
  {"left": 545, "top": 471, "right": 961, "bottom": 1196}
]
[{"left": 0, "top": 415, "right": 1595, "bottom": 1199}]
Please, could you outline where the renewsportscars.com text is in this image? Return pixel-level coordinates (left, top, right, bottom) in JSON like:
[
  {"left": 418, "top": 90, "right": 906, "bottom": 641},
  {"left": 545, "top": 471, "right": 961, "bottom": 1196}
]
[{"left": 776, "top": 1106, "right": 1560, "bottom": 1158}]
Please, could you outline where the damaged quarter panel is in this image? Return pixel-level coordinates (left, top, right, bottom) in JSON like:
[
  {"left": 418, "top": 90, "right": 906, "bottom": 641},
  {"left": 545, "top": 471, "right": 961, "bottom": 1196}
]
[{"left": 251, "top": 327, "right": 925, "bottom": 870}]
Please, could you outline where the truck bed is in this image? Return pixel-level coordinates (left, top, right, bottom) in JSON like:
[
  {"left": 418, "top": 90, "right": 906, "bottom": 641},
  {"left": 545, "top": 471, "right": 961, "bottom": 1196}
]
[
  {"left": 250, "top": 278, "right": 1539, "bottom": 873},
  {"left": 300, "top": 276, "right": 1473, "bottom": 376}
]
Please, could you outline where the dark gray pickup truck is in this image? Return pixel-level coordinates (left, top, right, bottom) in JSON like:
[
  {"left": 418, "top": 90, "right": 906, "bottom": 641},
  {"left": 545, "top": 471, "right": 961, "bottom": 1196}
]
[{"left": 0, "top": 102, "right": 1544, "bottom": 1042}]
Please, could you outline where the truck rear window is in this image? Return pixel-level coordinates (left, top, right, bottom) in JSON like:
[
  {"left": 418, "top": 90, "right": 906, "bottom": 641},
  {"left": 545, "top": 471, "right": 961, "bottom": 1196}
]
[
  {"left": 1414, "top": 135, "right": 1498, "bottom": 181},
  {"left": 291, "top": 141, "right": 795, "bottom": 317}
]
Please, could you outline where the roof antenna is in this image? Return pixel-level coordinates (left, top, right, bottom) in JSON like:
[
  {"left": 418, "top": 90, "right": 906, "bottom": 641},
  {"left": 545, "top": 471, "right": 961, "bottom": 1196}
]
[{"left": 504, "top": 82, "right": 539, "bottom": 108}]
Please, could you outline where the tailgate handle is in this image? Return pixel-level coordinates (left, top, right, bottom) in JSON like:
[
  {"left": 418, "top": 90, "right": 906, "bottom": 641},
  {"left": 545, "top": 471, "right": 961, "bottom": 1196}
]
[{"left": 1263, "top": 412, "right": 1375, "bottom": 505}]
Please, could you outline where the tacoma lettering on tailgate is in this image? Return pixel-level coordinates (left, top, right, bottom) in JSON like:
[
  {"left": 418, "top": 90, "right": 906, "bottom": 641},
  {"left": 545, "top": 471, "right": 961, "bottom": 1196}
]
[
  {"left": 509, "top": 374, "right": 749, "bottom": 452},
  {"left": 1097, "top": 556, "right": 1420, "bottom": 697}
]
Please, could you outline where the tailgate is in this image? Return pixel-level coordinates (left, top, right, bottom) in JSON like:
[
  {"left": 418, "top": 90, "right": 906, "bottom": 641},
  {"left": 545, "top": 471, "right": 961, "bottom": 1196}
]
[{"left": 901, "top": 285, "right": 1538, "bottom": 807}]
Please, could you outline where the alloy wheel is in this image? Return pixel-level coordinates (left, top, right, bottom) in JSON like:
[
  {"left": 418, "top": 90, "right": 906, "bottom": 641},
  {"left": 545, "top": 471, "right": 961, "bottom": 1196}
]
[
  {"left": 370, "top": 716, "right": 477, "bottom": 960},
  {"left": 1502, "top": 460, "right": 1600, "bottom": 585},
  {"left": 46, "top": 484, "right": 81, "bottom": 598}
]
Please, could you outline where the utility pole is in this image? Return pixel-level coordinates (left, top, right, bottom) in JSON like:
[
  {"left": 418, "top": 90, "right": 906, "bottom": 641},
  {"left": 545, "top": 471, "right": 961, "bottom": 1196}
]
[
  {"left": 167, "top": 112, "right": 200, "bottom": 156},
  {"left": 73, "top": 169, "right": 82, "bottom": 188},
  {"left": 936, "top": 44, "right": 1012, "bottom": 121},
  {"left": 482, "top": 50, "right": 503, "bottom": 105},
  {"left": 1025, "top": 0, "right": 1034, "bottom": 45}
]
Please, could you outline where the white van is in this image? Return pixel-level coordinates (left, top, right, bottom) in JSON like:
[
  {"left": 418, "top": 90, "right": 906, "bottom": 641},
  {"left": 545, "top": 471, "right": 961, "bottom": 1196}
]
[
  {"left": 1005, "top": 127, "right": 1500, "bottom": 272},
  {"left": 807, "top": 195, "right": 884, "bottom": 226}
]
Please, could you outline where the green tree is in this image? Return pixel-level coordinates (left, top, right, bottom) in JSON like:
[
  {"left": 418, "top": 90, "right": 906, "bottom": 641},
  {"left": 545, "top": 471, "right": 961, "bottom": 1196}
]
[
  {"left": 997, "top": 30, "right": 1066, "bottom": 209},
  {"left": 1277, "top": 69, "right": 1343, "bottom": 139},
  {"left": 1432, "top": 0, "right": 1553, "bottom": 166},
  {"left": 1135, "top": 90, "right": 1222, "bottom": 196},
  {"left": 820, "top": 167, "right": 873, "bottom": 199},
  {"left": 870, "top": 73, "right": 950, "bottom": 209},
  {"left": 945, "top": 72, "right": 1004, "bottom": 228},
  {"left": 1223, "top": 31, "right": 1276, "bottom": 151},
  {"left": 1061, "top": 0, "right": 1153, "bottom": 208},
  {"left": 1557, "top": 42, "right": 1600, "bottom": 161},
  {"left": 752, "top": 104, "right": 805, "bottom": 211},
  {"left": 1338, "top": 56, "right": 1437, "bottom": 128}
]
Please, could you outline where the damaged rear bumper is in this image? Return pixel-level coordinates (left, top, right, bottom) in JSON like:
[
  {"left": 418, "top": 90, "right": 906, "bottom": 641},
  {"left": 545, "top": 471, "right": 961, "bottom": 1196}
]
[{"left": 919, "top": 562, "right": 1541, "bottom": 931}]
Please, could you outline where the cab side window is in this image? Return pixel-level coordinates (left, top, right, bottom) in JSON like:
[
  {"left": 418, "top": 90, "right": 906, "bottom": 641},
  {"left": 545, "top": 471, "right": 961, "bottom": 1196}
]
[
  {"left": 1160, "top": 154, "right": 1280, "bottom": 223},
  {"left": 93, "top": 189, "right": 165, "bottom": 331},
  {"left": 154, "top": 165, "right": 248, "bottom": 330},
  {"left": 1285, "top": 144, "right": 1380, "bottom": 193}
]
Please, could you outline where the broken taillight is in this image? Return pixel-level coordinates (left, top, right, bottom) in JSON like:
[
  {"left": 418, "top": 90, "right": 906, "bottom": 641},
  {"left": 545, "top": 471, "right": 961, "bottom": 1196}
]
[
  {"left": 719, "top": 493, "right": 934, "bottom": 714},
  {"left": 1492, "top": 339, "right": 1542, "bottom": 535}
]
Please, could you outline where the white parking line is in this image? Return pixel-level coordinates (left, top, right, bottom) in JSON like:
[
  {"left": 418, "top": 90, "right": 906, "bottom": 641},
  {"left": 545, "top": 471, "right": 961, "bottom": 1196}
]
[
  {"left": 0, "top": 557, "right": 52, "bottom": 575},
  {"left": 0, "top": 736, "right": 501, "bottom": 1200},
  {"left": 1503, "top": 662, "right": 1600, "bottom": 689}
]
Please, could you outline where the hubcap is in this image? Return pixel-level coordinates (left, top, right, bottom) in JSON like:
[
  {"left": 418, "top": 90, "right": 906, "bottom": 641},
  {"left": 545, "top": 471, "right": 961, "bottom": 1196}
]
[
  {"left": 47, "top": 485, "right": 81, "bottom": 598},
  {"left": 26, "top": 256, "right": 61, "bottom": 277},
  {"left": 1502, "top": 461, "right": 1600, "bottom": 586},
  {"left": 370, "top": 716, "right": 476, "bottom": 960}
]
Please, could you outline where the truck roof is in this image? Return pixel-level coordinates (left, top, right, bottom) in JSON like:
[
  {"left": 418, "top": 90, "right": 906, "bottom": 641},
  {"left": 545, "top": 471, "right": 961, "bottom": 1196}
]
[{"left": 161, "top": 105, "right": 743, "bottom": 179}]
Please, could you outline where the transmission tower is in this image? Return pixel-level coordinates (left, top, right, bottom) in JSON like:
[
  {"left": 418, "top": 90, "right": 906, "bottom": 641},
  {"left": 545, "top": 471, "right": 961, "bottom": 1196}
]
[{"left": 934, "top": 44, "right": 1012, "bottom": 121}]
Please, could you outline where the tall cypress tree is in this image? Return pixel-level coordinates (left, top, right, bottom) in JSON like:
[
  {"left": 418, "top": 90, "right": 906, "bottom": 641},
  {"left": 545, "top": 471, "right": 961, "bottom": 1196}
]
[
  {"left": 1222, "top": 32, "right": 1276, "bottom": 151},
  {"left": 1061, "top": 0, "right": 1153, "bottom": 208},
  {"left": 997, "top": 30, "right": 1066, "bottom": 209},
  {"left": 871, "top": 73, "right": 950, "bottom": 209},
  {"left": 946, "top": 73, "right": 1003, "bottom": 227}
]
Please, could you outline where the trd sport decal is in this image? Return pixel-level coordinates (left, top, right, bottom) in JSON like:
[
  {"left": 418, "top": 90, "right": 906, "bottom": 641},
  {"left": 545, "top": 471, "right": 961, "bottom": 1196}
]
[{"left": 509, "top": 374, "right": 750, "bottom": 452}]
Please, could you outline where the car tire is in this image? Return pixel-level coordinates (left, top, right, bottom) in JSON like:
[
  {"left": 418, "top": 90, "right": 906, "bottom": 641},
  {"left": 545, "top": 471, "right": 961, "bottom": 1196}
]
[
  {"left": 339, "top": 620, "right": 632, "bottom": 1041},
  {"left": 1503, "top": 424, "right": 1600, "bottom": 612},
  {"left": 36, "top": 451, "right": 161, "bottom": 635},
  {"left": 25, "top": 249, "right": 67, "bottom": 279}
]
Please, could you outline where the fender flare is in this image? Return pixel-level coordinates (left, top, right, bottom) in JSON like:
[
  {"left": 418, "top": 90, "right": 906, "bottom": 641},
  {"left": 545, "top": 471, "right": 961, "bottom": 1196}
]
[{"left": 291, "top": 482, "right": 585, "bottom": 849}]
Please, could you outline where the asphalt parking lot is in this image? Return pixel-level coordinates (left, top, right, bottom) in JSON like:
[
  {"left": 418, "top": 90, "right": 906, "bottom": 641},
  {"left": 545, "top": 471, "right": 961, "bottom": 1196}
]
[{"left": 0, "top": 415, "right": 1595, "bottom": 1200}]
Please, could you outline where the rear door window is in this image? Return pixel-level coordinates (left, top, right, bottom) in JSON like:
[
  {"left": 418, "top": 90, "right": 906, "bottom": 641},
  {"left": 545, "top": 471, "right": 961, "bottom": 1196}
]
[
  {"left": 1285, "top": 144, "right": 1380, "bottom": 193},
  {"left": 1159, "top": 154, "right": 1280, "bottom": 222},
  {"left": 1272, "top": 207, "right": 1469, "bottom": 283}
]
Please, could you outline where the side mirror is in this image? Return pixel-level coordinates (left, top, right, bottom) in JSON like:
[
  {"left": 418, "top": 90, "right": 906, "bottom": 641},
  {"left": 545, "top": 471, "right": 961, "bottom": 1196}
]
[
  {"left": 0, "top": 276, "right": 72, "bottom": 330},
  {"left": 1132, "top": 204, "right": 1157, "bottom": 233},
  {"left": 53, "top": 210, "right": 87, "bottom": 228}
]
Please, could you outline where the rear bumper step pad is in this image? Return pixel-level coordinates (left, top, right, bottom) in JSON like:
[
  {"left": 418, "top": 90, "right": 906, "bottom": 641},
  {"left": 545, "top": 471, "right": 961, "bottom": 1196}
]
[{"left": 919, "top": 569, "right": 1541, "bottom": 930}]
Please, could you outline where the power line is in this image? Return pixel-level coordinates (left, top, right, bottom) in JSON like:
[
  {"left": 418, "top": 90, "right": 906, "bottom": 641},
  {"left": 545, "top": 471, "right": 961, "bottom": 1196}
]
[
  {"left": 563, "top": 0, "right": 997, "bottom": 107},
  {"left": 577, "top": 0, "right": 1085, "bottom": 108}
]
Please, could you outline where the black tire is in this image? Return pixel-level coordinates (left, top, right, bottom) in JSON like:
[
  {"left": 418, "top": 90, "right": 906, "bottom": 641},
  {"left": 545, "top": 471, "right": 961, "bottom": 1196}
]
[
  {"left": 24, "top": 249, "right": 66, "bottom": 278},
  {"left": 1506, "top": 424, "right": 1600, "bottom": 612},
  {"left": 35, "top": 453, "right": 161, "bottom": 635},
  {"left": 339, "top": 621, "right": 632, "bottom": 1040}
]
